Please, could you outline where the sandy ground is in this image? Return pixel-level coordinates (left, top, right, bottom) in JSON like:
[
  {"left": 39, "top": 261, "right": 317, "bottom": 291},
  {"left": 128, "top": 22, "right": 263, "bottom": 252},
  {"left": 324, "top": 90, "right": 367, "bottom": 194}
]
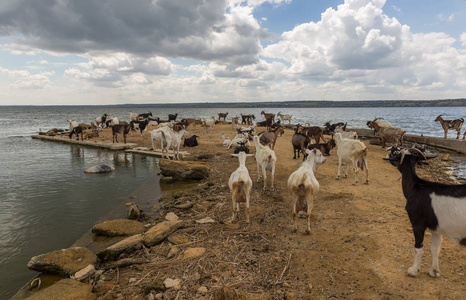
[{"left": 82, "top": 123, "right": 465, "bottom": 299}]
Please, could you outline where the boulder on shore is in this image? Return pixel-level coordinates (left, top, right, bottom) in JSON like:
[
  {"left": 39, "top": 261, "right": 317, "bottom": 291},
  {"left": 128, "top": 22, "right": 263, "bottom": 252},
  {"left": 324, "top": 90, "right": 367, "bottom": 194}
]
[
  {"left": 27, "top": 247, "right": 98, "bottom": 277},
  {"left": 84, "top": 165, "right": 115, "bottom": 174},
  {"left": 24, "top": 278, "right": 96, "bottom": 300},
  {"left": 91, "top": 219, "right": 145, "bottom": 236},
  {"left": 158, "top": 159, "right": 210, "bottom": 181}
]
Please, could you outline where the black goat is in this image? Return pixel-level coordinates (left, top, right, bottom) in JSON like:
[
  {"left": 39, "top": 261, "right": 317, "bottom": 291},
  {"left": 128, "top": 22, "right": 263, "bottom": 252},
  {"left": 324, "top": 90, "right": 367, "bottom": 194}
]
[
  {"left": 168, "top": 113, "right": 178, "bottom": 121},
  {"left": 307, "top": 139, "right": 336, "bottom": 156},
  {"left": 386, "top": 149, "right": 466, "bottom": 278},
  {"left": 324, "top": 121, "right": 346, "bottom": 133},
  {"left": 234, "top": 141, "right": 250, "bottom": 154},
  {"left": 112, "top": 124, "right": 131, "bottom": 143},
  {"left": 292, "top": 125, "right": 310, "bottom": 160},
  {"left": 130, "top": 119, "right": 148, "bottom": 136},
  {"left": 138, "top": 112, "right": 153, "bottom": 119},
  {"left": 69, "top": 126, "right": 83, "bottom": 141},
  {"left": 183, "top": 135, "right": 199, "bottom": 147}
]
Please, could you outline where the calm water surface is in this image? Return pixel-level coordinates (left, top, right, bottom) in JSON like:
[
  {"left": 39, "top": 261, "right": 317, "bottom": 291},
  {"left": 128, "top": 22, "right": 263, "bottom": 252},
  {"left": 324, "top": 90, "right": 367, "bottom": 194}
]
[{"left": 0, "top": 105, "right": 465, "bottom": 298}]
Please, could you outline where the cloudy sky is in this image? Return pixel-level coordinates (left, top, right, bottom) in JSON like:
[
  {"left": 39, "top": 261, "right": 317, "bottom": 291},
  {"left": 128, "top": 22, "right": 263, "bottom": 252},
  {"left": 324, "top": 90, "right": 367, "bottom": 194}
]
[{"left": 1, "top": 0, "right": 465, "bottom": 105}]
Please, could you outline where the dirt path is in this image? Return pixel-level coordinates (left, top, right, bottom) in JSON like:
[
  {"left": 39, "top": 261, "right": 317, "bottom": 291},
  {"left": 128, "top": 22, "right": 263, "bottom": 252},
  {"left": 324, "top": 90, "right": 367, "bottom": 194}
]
[{"left": 94, "top": 123, "right": 465, "bottom": 299}]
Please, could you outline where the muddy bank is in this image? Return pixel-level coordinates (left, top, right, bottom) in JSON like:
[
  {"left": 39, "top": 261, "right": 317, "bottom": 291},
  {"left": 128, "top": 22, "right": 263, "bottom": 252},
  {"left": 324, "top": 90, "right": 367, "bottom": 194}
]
[{"left": 17, "top": 123, "right": 466, "bottom": 299}]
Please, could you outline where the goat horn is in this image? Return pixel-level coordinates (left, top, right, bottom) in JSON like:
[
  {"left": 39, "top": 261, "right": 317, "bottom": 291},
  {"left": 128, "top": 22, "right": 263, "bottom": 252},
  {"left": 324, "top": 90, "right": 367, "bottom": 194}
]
[{"left": 408, "top": 147, "right": 426, "bottom": 159}]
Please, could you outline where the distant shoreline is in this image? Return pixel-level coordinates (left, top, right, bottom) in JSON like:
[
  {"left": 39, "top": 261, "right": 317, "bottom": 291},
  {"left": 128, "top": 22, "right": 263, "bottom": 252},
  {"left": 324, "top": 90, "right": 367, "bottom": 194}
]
[{"left": 2, "top": 98, "right": 465, "bottom": 108}]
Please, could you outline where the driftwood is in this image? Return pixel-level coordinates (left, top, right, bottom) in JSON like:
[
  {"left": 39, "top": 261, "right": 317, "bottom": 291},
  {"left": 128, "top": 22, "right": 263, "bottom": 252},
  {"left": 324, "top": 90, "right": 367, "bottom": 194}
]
[{"left": 103, "top": 258, "right": 150, "bottom": 271}]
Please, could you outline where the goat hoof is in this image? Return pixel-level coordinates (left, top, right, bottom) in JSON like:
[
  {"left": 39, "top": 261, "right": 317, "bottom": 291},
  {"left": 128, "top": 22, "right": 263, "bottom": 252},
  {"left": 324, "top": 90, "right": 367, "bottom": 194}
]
[
  {"left": 292, "top": 228, "right": 297, "bottom": 233},
  {"left": 335, "top": 176, "right": 340, "bottom": 180},
  {"left": 365, "top": 180, "right": 370, "bottom": 185},
  {"left": 407, "top": 267, "right": 419, "bottom": 277},
  {"left": 305, "top": 229, "right": 311, "bottom": 235},
  {"left": 428, "top": 268, "right": 440, "bottom": 278}
]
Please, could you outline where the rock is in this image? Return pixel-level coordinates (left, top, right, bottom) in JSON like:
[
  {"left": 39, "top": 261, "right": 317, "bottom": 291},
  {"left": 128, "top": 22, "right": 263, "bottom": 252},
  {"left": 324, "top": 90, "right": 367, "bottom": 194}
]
[
  {"left": 73, "top": 264, "right": 96, "bottom": 281},
  {"left": 27, "top": 247, "right": 97, "bottom": 277},
  {"left": 214, "top": 286, "right": 236, "bottom": 300},
  {"left": 97, "top": 234, "right": 143, "bottom": 261},
  {"left": 91, "top": 219, "right": 145, "bottom": 236},
  {"left": 158, "top": 159, "right": 210, "bottom": 181},
  {"left": 198, "top": 286, "right": 208, "bottom": 295},
  {"left": 167, "top": 246, "right": 180, "bottom": 259},
  {"left": 127, "top": 203, "right": 141, "bottom": 220},
  {"left": 196, "top": 217, "right": 216, "bottom": 224},
  {"left": 173, "top": 202, "right": 194, "bottom": 210},
  {"left": 183, "top": 247, "right": 206, "bottom": 260},
  {"left": 163, "top": 278, "right": 181, "bottom": 290},
  {"left": 165, "top": 212, "right": 179, "bottom": 221},
  {"left": 167, "top": 234, "right": 190, "bottom": 245},
  {"left": 143, "top": 221, "right": 186, "bottom": 247},
  {"left": 440, "top": 154, "right": 454, "bottom": 161},
  {"left": 151, "top": 244, "right": 171, "bottom": 257},
  {"left": 237, "top": 291, "right": 271, "bottom": 300},
  {"left": 84, "top": 165, "right": 115, "bottom": 174},
  {"left": 160, "top": 176, "right": 174, "bottom": 184},
  {"left": 24, "top": 278, "right": 96, "bottom": 300}
]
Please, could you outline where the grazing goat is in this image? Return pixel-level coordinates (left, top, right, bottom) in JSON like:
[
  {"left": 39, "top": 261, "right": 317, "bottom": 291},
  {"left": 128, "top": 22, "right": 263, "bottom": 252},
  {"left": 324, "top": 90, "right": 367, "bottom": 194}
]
[
  {"left": 277, "top": 112, "right": 292, "bottom": 124},
  {"left": 218, "top": 112, "right": 228, "bottom": 121},
  {"left": 366, "top": 117, "right": 392, "bottom": 135},
  {"left": 307, "top": 139, "right": 336, "bottom": 156},
  {"left": 298, "top": 125, "right": 326, "bottom": 144},
  {"left": 386, "top": 148, "right": 466, "bottom": 278},
  {"left": 234, "top": 141, "right": 250, "bottom": 154},
  {"left": 69, "top": 126, "right": 83, "bottom": 141},
  {"left": 334, "top": 133, "right": 369, "bottom": 185},
  {"left": 229, "top": 151, "right": 254, "bottom": 223},
  {"left": 288, "top": 148, "right": 326, "bottom": 233},
  {"left": 435, "top": 115, "right": 464, "bottom": 139},
  {"left": 95, "top": 114, "right": 108, "bottom": 128},
  {"left": 241, "top": 114, "right": 255, "bottom": 125},
  {"left": 258, "top": 127, "right": 284, "bottom": 150},
  {"left": 168, "top": 113, "right": 178, "bottom": 121},
  {"left": 112, "top": 124, "right": 131, "bottom": 143},
  {"left": 129, "top": 111, "right": 139, "bottom": 121},
  {"left": 160, "top": 128, "right": 188, "bottom": 160},
  {"left": 253, "top": 135, "right": 277, "bottom": 191},
  {"left": 183, "top": 135, "right": 199, "bottom": 147},
  {"left": 202, "top": 117, "right": 216, "bottom": 133},
  {"left": 367, "top": 120, "right": 405, "bottom": 147}
]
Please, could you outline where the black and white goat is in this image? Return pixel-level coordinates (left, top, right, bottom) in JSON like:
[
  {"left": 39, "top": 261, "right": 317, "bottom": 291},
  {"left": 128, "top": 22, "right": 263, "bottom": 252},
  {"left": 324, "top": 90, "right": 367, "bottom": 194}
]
[
  {"left": 130, "top": 119, "right": 148, "bottom": 136},
  {"left": 387, "top": 149, "right": 466, "bottom": 277}
]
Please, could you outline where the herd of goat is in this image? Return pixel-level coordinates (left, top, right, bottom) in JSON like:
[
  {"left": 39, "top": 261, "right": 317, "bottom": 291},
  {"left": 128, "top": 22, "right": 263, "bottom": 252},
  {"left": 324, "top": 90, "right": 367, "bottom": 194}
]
[{"left": 66, "top": 110, "right": 465, "bottom": 279}]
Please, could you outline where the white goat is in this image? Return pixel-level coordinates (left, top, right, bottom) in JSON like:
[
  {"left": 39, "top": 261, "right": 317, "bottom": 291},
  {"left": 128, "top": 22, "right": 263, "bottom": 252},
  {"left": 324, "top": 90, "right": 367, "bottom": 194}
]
[
  {"left": 202, "top": 117, "right": 216, "bottom": 133},
  {"left": 221, "top": 133, "right": 232, "bottom": 146},
  {"left": 287, "top": 148, "right": 326, "bottom": 233},
  {"left": 335, "top": 127, "right": 358, "bottom": 139},
  {"left": 253, "top": 135, "right": 277, "bottom": 191},
  {"left": 227, "top": 135, "right": 251, "bottom": 149},
  {"left": 160, "top": 128, "right": 188, "bottom": 160},
  {"left": 68, "top": 120, "right": 79, "bottom": 132},
  {"left": 150, "top": 127, "right": 170, "bottom": 151},
  {"left": 108, "top": 115, "right": 119, "bottom": 126},
  {"left": 228, "top": 151, "right": 254, "bottom": 223},
  {"left": 334, "top": 133, "right": 369, "bottom": 185},
  {"left": 129, "top": 111, "right": 139, "bottom": 121},
  {"left": 277, "top": 112, "right": 292, "bottom": 124},
  {"left": 158, "top": 121, "right": 175, "bottom": 129}
]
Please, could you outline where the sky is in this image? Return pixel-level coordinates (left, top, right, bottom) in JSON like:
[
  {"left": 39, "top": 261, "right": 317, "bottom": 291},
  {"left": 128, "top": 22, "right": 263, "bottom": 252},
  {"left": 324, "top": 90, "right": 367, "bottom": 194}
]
[{"left": 1, "top": 0, "right": 466, "bottom": 105}]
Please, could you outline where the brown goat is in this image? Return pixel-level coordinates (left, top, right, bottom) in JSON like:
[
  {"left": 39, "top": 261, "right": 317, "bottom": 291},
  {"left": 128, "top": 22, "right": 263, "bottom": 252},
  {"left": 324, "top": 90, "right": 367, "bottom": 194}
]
[
  {"left": 298, "top": 125, "right": 326, "bottom": 144},
  {"left": 261, "top": 111, "right": 275, "bottom": 123},
  {"left": 218, "top": 112, "right": 228, "bottom": 121},
  {"left": 435, "top": 115, "right": 464, "bottom": 139},
  {"left": 259, "top": 127, "right": 285, "bottom": 150}
]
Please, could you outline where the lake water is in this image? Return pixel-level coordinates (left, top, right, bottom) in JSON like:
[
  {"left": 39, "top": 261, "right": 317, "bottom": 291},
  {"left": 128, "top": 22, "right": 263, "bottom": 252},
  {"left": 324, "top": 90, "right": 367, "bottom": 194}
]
[{"left": 0, "top": 105, "right": 465, "bottom": 298}]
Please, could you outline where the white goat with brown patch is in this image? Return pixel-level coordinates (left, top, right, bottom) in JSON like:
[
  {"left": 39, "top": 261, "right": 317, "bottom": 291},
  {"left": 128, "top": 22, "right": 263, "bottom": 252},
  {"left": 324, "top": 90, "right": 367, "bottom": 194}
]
[
  {"left": 253, "top": 135, "right": 277, "bottom": 191},
  {"left": 288, "top": 148, "right": 326, "bottom": 233},
  {"left": 228, "top": 152, "right": 254, "bottom": 223},
  {"left": 335, "top": 133, "right": 369, "bottom": 185}
]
